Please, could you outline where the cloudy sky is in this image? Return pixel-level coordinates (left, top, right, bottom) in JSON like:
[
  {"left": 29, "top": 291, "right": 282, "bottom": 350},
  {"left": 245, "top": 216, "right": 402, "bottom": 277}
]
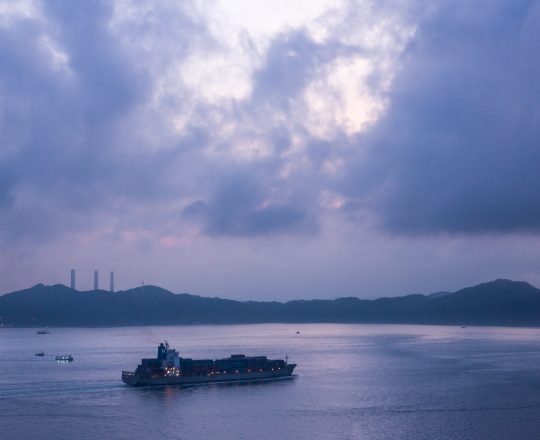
[{"left": 1, "top": 0, "right": 540, "bottom": 299}]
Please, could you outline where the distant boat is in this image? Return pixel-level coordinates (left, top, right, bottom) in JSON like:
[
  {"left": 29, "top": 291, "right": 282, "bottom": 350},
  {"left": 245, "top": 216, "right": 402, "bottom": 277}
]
[
  {"left": 35, "top": 351, "right": 45, "bottom": 357},
  {"left": 296, "top": 331, "right": 301, "bottom": 334},
  {"left": 36, "top": 329, "right": 50, "bottom": 334},
  {"left": 55, "top": 355, "right": 74, "bottom": 362}
]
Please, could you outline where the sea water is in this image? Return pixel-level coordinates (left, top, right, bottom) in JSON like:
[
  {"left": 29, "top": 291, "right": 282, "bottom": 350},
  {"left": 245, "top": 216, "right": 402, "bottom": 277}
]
[{"left": 2, "top": 324, "right": 540, "bottom": 440}]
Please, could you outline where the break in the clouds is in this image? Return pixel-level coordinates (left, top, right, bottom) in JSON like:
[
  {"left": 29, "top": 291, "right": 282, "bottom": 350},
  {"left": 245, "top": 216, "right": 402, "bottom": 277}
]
[{"left": 1, "top": 0, "right": 540, "bottom": 297}]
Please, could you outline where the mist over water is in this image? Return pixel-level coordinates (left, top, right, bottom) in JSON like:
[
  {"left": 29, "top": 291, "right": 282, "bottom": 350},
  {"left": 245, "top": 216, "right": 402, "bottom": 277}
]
[{"left": 2, "top": 324, "right": 540, "bottom": 439}]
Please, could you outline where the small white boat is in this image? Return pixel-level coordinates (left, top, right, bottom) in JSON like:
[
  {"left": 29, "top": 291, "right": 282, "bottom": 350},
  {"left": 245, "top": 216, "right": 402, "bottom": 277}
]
[{"left": 55, "top": 355, "right": 74, "bottom": 362}]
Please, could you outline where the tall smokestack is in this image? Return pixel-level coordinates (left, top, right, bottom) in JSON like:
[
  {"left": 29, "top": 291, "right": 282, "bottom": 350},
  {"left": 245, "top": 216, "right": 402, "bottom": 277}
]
[
  {"left": 70, "top": 269, "right": 75, "bottom": 290},
  {"left": 110, "top": 271, "right": 114, "bottom": 292},
  {"left": 94, "top": 270, "right": 99, "bottom": 290}
]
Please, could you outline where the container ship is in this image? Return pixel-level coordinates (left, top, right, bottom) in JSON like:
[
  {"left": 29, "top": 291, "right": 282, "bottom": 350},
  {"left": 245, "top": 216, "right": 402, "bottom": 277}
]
[{"left": 122, "top": 342, "right": 296, "bottom": 387}]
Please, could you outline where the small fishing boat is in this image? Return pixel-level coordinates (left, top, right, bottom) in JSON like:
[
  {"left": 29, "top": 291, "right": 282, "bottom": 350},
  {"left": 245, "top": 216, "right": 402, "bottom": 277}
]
[
  {"left": 36, "top": 329, "right": 50, "bottom": 335},
  {"left": 55, "top": 355, "right": 74, "bottom": 362},
  {"left": 35, "top": 351, "right": 45, "bottom": 357}
]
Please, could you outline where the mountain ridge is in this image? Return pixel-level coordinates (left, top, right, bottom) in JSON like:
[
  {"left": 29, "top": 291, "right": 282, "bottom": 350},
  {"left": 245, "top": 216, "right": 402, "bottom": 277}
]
[{"left": 1, "top": 278, "right": 540, "bottom": 327}]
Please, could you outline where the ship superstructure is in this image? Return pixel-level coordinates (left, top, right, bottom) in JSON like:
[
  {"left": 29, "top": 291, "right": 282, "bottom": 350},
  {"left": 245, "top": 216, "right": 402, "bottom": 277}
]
[{"left": 122, "top": 342, "right": 296, "bottom": 386}]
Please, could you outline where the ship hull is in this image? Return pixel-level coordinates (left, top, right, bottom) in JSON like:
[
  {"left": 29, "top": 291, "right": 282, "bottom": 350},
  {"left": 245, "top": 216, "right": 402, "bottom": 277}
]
[{"left": 122, "top": 364, "right": 296, "bottom": 387}]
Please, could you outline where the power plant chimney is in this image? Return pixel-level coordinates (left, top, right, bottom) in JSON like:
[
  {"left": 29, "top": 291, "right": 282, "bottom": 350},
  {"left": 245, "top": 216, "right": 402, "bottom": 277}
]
[
  {"left": 70, "top": 269, "right": 76, "bottom": 290},
  {"left": 94, "top": 270, "right": 99, "bottom": 290},
  {"left": 110, "top": 271, "right": 114, "bottom": 292}
]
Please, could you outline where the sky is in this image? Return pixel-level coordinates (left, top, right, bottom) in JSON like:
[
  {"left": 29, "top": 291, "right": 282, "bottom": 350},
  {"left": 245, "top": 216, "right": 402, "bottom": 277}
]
[{"left": 1, "top": 0, "right": 540, "bottom": 300}]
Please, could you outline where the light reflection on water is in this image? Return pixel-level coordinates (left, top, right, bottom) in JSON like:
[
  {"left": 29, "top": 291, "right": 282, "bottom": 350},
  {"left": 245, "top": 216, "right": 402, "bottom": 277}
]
[{"left": 2, "top": 324, "right": 540, "bottom": 439}]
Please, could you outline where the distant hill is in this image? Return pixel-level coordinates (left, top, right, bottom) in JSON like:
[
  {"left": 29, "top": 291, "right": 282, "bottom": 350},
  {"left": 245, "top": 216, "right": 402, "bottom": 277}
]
[
  {"left": 428, "top": 291, "right": 452, "bottom": 298},
  {"left": 1, "top": 279, "right": 540, "bottom": 327}
]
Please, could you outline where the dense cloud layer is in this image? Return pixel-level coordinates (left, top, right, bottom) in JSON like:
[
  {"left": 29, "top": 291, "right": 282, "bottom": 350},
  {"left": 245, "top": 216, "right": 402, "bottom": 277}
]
[
  {"left": 0, "top": 1, "right": 211, "bottom": 244},
  {"left": 343, "top": 0, "right": 540, "bottom": 234},
  {"left": 1, "top": 0, "right": 540, "bottom": 296},
  {"left": 0, "top": 0, "right": 416, "bottom": 246}
]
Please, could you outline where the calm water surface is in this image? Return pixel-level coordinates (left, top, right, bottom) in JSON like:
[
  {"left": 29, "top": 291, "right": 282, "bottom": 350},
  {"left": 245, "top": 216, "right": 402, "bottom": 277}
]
[{"left": 2, "top": 324, "right": 540, "bottom": 439}]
